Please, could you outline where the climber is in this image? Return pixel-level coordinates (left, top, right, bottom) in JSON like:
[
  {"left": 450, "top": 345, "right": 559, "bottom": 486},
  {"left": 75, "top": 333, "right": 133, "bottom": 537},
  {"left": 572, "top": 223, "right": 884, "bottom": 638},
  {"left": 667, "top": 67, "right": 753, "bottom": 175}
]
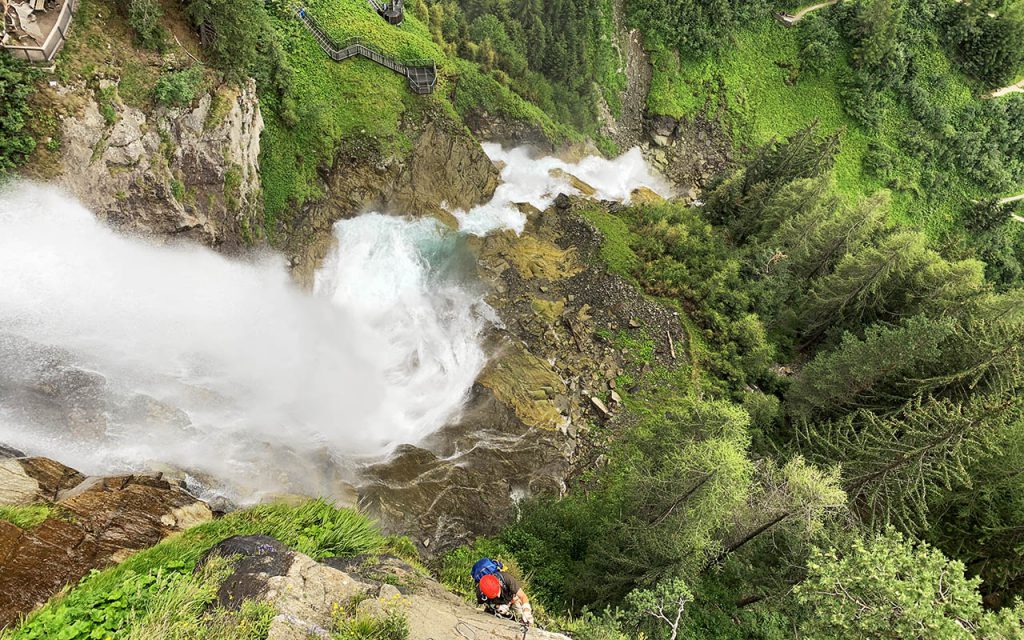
[{"left": 472, "top": 558, "right": 534, "bottom": 626}]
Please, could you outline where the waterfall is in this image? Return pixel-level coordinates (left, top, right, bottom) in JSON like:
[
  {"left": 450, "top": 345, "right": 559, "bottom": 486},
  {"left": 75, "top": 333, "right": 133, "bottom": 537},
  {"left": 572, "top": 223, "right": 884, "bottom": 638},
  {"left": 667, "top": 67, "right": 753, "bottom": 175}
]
[{"left": 0, "top": 145, "right": 668, "bottom": 500}]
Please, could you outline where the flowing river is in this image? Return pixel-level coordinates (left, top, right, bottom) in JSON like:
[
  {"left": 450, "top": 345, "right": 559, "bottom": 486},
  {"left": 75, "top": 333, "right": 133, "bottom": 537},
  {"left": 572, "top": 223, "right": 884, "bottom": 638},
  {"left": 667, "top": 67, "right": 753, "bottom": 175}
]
[{"left": 0, "top": 144, "right": 669, "bottom": 503}]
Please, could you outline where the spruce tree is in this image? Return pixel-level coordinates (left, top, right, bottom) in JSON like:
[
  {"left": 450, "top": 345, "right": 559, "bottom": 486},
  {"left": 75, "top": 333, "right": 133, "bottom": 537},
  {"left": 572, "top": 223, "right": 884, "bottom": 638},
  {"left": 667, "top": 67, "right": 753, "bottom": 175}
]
[
  {"left": 787, "top": 315, "right": 956, "bottom": 421},
  {"left": 702, "top": 126, "right": 840, "bottom": 241},
  {"left": 801, "top": 390, "right": 1022, "bottom": 532}
]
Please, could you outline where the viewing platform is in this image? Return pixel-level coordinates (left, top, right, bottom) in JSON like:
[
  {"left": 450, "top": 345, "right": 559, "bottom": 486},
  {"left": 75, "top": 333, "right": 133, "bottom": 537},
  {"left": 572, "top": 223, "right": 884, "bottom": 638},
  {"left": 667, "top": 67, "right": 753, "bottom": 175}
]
[
  {"left": 367, "top": 0, "right": 403, "bottom": 25},
  {"left": 1, "top": 0, "right": 77, "bottom": 62}
]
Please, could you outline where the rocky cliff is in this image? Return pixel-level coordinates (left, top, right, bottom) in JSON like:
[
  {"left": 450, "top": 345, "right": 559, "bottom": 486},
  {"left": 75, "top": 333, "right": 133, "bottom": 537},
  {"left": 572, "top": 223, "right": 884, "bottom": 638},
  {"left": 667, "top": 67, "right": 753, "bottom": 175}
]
[
  {"left": 201, "top": 535, "right": 571, "bottom": 640},
  {"left": 0, "top": 454, "right": 212, "bottom": 628},
  {"left": 49, "top": 79, "right": 264, "bottom": 249},
  {"left": 360, "top": 188, "right": 689, "bottom": 554}
]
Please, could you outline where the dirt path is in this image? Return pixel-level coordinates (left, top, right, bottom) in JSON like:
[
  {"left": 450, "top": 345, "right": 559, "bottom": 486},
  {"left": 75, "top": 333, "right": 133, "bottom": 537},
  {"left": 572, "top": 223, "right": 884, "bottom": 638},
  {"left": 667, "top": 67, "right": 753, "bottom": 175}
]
[
  {"left": 777, "top": 0, "right": 995, "bottom": 26},
  {"left": 1001, "top": 193, "right": 1024, "bottom": 205},
  {"left": 987, "top": 79, "right": 1024, "bottom": 98},
  {"left": 775, "top": 0, "right": 840, "bottom": 25}
]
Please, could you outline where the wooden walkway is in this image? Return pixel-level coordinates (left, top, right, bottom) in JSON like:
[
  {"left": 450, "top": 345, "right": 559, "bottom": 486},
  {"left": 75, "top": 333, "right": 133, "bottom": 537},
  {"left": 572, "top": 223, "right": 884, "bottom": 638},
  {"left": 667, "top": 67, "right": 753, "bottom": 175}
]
[{"left": 295, "top": 6, "right": 436, "bottom": 94}]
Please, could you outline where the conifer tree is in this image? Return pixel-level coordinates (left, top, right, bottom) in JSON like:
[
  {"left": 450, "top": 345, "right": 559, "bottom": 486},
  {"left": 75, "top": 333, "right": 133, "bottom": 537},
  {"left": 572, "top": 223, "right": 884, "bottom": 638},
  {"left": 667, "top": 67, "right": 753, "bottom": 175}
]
[
  {"left": 702, "top": 126, "right": 840, "bottom": 241},
  {"left": 797, "top": 530, "right": 1024, "bottom": 639},
  {"left": 928, "top": 421, "right": 1024, "bottom": 608},
  {"left": 796, "top": 230, "right": 924, "bottom": 346},
  {"left": 787, "top": 315, "right": 956, "bottom": 421},
  {"left": 795, "top": 231, "right": 986, "bottom": 348},
  {"left": 800, "top": 390, "right": 1021, "bottom": 532},
  {"left": 707, "top": 457, "right": 846, "bottom": 570}
]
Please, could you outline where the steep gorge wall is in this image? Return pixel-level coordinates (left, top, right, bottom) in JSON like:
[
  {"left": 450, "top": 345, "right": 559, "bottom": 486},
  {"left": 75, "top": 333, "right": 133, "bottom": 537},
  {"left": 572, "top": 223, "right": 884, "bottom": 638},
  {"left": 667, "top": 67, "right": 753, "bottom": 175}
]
[
  {"left": 53, "top": 79, "right": 264, "bottom": 249},
  {"left": 284, "top": 119, "right": 501, "bottom": 288}
]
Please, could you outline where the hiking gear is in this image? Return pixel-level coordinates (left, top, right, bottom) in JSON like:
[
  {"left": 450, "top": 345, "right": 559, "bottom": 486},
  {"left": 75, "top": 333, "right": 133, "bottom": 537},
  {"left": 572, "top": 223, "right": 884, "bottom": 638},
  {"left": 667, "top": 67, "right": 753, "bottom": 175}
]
[
  {"left": 477, "top": 571, "right": 520, "bottom": 607},
  {"left": 472, "top": 557, "right": 504, "bottom": 582},
  {"left": 480, "top": 573, "right": 502, "bottom": 599},
  {"left": 520, "top": 604, "right": 534, "bottom": 626}
]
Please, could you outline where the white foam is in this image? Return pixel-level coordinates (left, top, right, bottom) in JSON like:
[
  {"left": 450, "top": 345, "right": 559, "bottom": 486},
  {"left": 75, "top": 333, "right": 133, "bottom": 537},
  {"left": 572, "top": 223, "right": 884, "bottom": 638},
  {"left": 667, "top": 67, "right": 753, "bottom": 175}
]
[
  {"left": 453, "top": 144, "right": 672, "bottom": 236},
  {"left": 0, "top": 184, "right": 488, "bottom": 498}
]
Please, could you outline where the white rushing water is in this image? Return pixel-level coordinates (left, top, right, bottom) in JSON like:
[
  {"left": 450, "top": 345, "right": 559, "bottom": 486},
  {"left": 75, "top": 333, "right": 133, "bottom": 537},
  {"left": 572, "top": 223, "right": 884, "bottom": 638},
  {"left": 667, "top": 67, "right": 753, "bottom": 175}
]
[
  {"left": 0, "top": 145, "right": 667, "bottom": 499},
  {"left": 0, "top": 185, "right": 488, "bottom": 497},
  {"left": 454, "top": 143, "right": 673, "bottom": 235}
]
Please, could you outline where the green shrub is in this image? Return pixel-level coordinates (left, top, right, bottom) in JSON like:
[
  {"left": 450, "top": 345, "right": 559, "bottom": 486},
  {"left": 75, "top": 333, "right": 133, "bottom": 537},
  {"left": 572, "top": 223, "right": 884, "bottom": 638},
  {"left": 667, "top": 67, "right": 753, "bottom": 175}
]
[
  {"left": 170, "top": 179, "right": 185, "bottom": 202},
  {"left": 126, "top": 0, "right": 167, "bottom": 50},
  {"left": 154, "top": 68, "right": 205, "bottom": 107},
  {"left": 7, "top": 557, "right": 276, "bottom": 640},
  {"left": 3, "top": 501, "right": 389, "bottom": 640},
  {"left": 0, "top": 53, "right": 38, "bottom": 173},
  {"left": 97, "top": 85, "right": 119, "bottom": 125}
]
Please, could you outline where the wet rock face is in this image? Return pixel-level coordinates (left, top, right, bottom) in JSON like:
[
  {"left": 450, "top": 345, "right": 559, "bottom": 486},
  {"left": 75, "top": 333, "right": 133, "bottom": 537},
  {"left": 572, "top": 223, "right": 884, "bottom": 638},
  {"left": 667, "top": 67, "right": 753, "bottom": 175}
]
[
  {"left": 358, "top": 384, "right": 570, "bottom": 552},
  {"left": 0, "top": 445, "right": 24, "bottom": 459},
  {"left": 360, "top": 198, "right": 687, "bottom": 553},
  {"left": 0, "top": 333, "right": 201, "bottom": 451},
  {"left": 642, "top": 114, "right": 732, "bottom": 200},
  {"left": 0, "top": 461, "right": 212, "bottom": 629},
  {"left": 56, "top": 79, "right": 264, "bottom": 249}
]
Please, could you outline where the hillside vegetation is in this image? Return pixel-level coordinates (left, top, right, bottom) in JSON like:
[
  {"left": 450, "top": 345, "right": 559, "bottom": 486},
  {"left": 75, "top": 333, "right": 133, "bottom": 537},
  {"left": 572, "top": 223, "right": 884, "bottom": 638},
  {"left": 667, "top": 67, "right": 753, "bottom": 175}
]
[
  {"left": 459, "top": 127, "right": 1024, "bottom": 639},
  {"left": 637, "top": 0, "right": 1024, "bottom": 234},
  {"left": 0, "top": 501, "right": 410, "bottom": 640}
]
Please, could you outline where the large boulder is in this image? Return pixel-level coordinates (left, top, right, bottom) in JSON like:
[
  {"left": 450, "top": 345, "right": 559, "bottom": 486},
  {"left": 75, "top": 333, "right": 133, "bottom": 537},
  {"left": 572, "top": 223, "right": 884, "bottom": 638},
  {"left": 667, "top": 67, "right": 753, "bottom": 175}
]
[
  {"left": 549, "top": 168, "right": 597, "bottom": 197},
  {"left": 388, "top": 122, "right": 501, "bottom": 217},
  {"left": 0, "top": 457, "right": 84, "bottom": 505},
  {"left": 0, "top": 469, "right": 212, "bottom": 629}
]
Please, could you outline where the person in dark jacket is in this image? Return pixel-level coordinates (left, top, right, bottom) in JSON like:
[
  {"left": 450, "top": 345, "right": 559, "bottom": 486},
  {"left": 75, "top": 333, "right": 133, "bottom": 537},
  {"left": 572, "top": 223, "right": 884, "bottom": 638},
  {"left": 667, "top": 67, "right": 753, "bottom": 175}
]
[{"left": 476, "top": 570, "right": 534, "bottom": 626}]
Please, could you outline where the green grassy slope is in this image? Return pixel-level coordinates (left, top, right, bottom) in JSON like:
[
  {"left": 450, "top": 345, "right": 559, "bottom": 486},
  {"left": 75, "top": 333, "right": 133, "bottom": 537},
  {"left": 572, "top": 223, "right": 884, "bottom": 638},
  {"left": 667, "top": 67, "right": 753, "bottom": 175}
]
[
  {"left": 1, "top": 501, "right": 410, "bottom": 640},
  {"left": 646, "top": 16, "right": 991, "bottom": 234},
  {"left": 258, "top": 0, "right": 571, "bottom": 221}
]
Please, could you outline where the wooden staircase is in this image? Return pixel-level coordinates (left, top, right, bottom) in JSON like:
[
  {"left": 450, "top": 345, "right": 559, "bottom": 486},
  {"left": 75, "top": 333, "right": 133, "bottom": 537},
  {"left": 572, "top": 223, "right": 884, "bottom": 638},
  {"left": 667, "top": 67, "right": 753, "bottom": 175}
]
[{"left": 295, "top": 5, "right": 436, "bottom": 94}]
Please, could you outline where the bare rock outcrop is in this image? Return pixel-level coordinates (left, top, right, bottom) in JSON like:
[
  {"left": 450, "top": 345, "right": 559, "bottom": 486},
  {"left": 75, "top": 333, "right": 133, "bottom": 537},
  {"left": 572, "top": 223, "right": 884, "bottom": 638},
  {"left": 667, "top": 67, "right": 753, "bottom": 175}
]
[
  {"left": 389, "top": 122, "right": 501, "bottom": 216},
  {"left": 285, "top": 121, "right": 500, "bottom": 288},
  {"left": 201, "top": 536, "right": 570, "bottom": 640},
  {"left": 642, "top": 114, "right": 732, "bottom": 199},
  {"left": 0, "top": 459, "right": 212, "bottom": 628},
  {"left": 55, "top": 80, "right": 264, "bottom": 249}
]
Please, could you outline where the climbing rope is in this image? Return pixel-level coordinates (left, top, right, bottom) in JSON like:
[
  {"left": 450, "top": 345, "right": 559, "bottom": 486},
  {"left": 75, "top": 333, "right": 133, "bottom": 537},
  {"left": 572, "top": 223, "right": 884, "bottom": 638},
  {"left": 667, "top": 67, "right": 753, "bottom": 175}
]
[
  {"left": 445, "top": 616, "right": 530, "bottom": 639},
  {"left": 454, "top": 620, "right": 478, "bottom": 639}
]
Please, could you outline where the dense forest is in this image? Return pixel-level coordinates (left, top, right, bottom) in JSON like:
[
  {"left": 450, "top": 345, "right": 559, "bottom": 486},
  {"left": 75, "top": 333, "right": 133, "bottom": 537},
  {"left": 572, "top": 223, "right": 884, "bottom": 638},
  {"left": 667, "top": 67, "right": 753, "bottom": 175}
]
[
  {"left": 422, "top": 0, "right": 1024, "bottom": 637},
  {"left": 424, "top": 123, "right": 1023, "bottom": 638}
]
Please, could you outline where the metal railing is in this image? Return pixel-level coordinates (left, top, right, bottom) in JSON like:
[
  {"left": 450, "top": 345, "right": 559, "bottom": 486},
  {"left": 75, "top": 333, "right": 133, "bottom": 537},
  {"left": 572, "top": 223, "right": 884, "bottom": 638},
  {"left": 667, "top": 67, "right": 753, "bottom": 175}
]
[
  {"left": 293, "top": 5, "right": 436, "bottom": 94},
  {"left": 1, "top": 0, "right": 77, "bottom": 62}
]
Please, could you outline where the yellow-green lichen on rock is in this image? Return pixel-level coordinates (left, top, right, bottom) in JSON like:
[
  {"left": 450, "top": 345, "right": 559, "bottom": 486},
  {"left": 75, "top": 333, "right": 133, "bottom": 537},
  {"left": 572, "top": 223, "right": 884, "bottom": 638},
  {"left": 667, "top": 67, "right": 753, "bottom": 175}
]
[
  {"left": 503, "top": 235, "right": 583, "bottom": 281},
  {"left": 478, "top": 342, "right": 567, "bottom": 430}
]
